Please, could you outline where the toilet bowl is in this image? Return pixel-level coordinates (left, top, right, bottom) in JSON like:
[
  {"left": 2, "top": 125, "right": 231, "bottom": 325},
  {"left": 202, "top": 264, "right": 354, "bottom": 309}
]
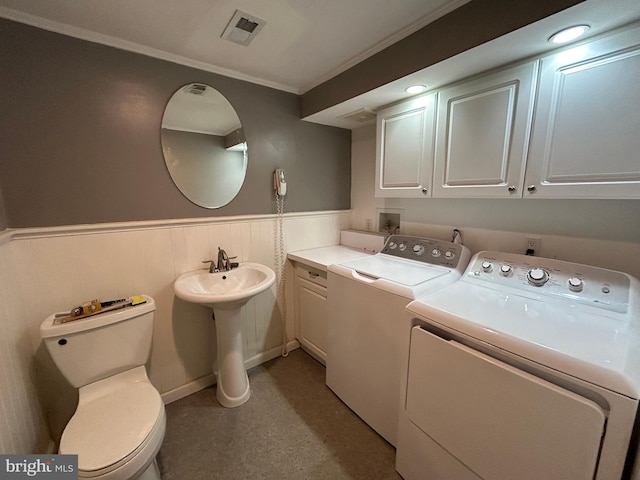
[{"left": 41, "top": 295, "right": 165, "bottom": 480}]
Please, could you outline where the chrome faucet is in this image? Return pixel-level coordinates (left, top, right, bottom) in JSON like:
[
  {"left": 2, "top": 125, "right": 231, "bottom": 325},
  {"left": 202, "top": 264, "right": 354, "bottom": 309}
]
[
  {"left": 217, "top": 247, "right": 229, "bottom": 272},
  {"left": 216, "top": 247, "right": 238, "bottom": 272},
  {"left": 202, "top": 248, "right": 238, "bottom": 273}
]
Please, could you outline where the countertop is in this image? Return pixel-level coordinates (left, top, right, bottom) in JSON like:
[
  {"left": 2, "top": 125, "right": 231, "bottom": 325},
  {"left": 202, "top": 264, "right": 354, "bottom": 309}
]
[{"left": 288, "top": 245, "right": 373, "bottom": 271}]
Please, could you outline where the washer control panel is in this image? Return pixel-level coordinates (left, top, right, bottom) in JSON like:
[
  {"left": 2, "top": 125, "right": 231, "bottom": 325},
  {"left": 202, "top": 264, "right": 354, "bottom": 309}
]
[
  {"left": 467, "top": 251, "right": 630, "bottom": 314},
  {"left": 382, "top": 235, "right": 465, "bottom": 268}
]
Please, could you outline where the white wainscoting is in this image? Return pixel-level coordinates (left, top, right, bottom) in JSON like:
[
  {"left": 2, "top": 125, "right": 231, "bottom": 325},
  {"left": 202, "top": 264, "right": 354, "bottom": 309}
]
[{"left": 0, "top": 210, "right": 350, "bottom": 453}]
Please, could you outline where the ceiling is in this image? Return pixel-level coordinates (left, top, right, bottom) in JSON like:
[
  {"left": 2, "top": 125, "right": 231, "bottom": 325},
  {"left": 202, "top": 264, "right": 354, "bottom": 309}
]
[
  {"left": 1, "top": 0, "right": 640, "bottom": 129},
  {"left": 0, "top": 0, "right": 469, "bottom": 93}
]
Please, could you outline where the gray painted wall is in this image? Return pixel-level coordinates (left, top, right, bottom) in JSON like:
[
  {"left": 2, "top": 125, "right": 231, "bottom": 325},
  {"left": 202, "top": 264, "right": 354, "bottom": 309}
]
[
  {"left": 0, "top": 19, "right": 351, "bottom": 228},
  {"left": 0, "top": 185, "right": 7, "bottom": 231}
]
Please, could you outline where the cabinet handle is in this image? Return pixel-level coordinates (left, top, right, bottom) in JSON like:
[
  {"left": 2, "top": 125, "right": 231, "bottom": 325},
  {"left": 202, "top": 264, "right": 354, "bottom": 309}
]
[
  {"left": 421, "top": 188, "right": 428, "bottom": 194},
  {"left": 527, "top": 185, "right": 537, "bottom": 193},
  {"left": 507, "top": 185, "right": 516, "bottom": 193},
  {"left": 308, "top": 272, "right": 319, "bottom": 278}
]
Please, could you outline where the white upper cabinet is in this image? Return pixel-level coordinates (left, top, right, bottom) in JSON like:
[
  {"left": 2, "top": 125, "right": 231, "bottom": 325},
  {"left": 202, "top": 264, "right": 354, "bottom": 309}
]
[
  {"left": 375, "top": 93, "right": 437, "bottom": 197},
  {"left": 432, "top": 61, "right": 538, "bottom": 198},
  {"left": 524, "top": 26, "right": 640, "bottom": 198}
]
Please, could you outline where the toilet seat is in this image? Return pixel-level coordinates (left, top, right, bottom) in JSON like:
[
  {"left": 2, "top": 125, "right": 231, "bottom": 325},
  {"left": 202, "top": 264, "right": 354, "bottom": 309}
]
[{"left": 60, "top": 367, "right": 165, "bottom": 478}]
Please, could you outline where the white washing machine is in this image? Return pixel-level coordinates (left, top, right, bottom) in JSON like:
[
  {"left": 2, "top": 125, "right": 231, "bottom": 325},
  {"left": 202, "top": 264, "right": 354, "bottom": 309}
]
[
  {"left": 396, "top": 251, "right": 640, "bottom": 480},
  {"left": 327, "top": 234, "right": 470, "bottom": 446}
]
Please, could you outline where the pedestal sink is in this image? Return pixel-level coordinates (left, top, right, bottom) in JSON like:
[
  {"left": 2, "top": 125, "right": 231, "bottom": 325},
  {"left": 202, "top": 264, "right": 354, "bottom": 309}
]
[{"left": 174, "top": 262, "right": 276, "bottom": 407}]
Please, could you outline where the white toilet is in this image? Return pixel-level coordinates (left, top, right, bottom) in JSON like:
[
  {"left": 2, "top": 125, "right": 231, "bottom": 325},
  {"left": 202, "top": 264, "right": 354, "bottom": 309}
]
[{"left": 40, "top": 295, "right": 166, "bottom": 480}]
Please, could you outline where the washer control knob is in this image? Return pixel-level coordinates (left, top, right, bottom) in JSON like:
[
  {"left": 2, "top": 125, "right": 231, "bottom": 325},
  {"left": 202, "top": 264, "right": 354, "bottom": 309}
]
[
  {"left": 481, "top": 261, "right": 493, "bottom": 273},
  {"left": 431, "top": 248, "right": 441, "bottom": 257},
  {"left": 527, "top": 268, "right": 549, "bottom": 286},
  {"left": 500, "top": 265, "right": 513, "bottom": 277},
  {"left": 388, "top": 241, "right": 397, "bottom": 249},
  {"left": 568, "top": 277, "right": 584, "bottom": 292},
  {"left": 413, "top": 244, "right": 425, "bottom": 255},
  {"left": 398, "top": 243, "right": 407, "bottom": 251},
  {"left": 444, "top": 251, "right": 455, "bottom": 260}
]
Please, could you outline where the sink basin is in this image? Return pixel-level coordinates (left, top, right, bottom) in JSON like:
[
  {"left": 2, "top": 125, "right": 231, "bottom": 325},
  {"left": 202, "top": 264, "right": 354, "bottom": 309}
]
[
  {"left": 174, "top": 262, "right": 276, "bottom": 308},
  {"left": 174, "top": 262, "right": 276, "bottom": 408}
]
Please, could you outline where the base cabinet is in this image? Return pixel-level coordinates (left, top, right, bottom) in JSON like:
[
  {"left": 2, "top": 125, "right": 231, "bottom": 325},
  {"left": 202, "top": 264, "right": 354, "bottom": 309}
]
[{"left": 293, "top": 264, "right": 328, "bottom": 364}]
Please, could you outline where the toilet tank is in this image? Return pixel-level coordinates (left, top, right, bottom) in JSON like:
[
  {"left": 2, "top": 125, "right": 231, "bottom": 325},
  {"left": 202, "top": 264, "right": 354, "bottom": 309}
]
[{"left": 40, "top": 296, "right": 156, "bottom": 388}]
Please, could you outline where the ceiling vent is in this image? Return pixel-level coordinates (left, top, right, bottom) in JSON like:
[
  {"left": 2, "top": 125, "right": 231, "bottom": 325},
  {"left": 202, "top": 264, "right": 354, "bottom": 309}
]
[
  {"left": 221, "top": 10, "right": 265, "bottom": 46},
  {"left": 339, "top": 108, "right": 377, "bottom": 123}
]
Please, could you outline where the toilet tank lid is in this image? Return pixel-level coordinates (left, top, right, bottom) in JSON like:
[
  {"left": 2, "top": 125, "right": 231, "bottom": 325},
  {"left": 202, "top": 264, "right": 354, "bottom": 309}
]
[{"left": 40, "top": 295, "right": 155, "bottom": 338}]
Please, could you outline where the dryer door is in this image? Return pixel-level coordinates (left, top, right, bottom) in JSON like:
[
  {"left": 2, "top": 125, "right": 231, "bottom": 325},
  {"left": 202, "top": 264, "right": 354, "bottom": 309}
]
[{"left": 405, "top": 326, "right": 606, "bottom": 480}]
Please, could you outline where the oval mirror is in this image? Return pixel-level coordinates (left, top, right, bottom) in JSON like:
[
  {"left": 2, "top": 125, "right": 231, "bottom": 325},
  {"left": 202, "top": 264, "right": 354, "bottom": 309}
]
[{"left": 161, "top": 83, "right": 247, "bottom": 208}]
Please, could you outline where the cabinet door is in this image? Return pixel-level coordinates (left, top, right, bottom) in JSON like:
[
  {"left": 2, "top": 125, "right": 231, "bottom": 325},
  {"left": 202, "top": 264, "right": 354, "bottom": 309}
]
[
  {"left": 296, "top": 277, "right": 328, "bottom": 364},
  {"left": 524, "top": 26, "right": 640, "bottom": 198},
  {"left": 432, "top": 61, "right": 538, "bottom": 197},
  {"left": 375, "top": 93, "right": 436, "bottom": 198}
]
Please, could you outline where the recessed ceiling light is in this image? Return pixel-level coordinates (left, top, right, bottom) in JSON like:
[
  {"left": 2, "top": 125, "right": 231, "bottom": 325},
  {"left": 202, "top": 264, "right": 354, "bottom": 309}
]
[
  {"left": 548, "top": 25, "right": 590, "bottom": 44},
  {"left": 405, "top": 85, "right": 427, "bottom": 95}
]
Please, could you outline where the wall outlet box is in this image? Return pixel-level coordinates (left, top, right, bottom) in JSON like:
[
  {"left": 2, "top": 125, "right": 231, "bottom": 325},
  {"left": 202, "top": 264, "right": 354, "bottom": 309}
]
[
  {"left": 525, "top": 237, "right": 541, "bottom": 255},
  {"left": 379, "top": 212, "right": 400, "bottom": 235}
]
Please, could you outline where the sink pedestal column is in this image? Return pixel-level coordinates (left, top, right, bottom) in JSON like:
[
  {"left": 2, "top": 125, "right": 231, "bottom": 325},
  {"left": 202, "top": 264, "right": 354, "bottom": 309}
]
[{"left": 212, "top": 306, "right": 250, "bottom": 408}]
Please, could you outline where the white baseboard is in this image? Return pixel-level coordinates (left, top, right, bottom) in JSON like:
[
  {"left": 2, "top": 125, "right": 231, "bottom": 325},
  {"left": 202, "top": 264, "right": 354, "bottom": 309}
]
[
  {"left": 161, "top": 373, "right": 216, "bottom": 405},
  {"left": 245, "top": 340, "right": 300, "bottom": 370},
  {"left": 161, "top": 340, "right": 300, "bottom": 405}
]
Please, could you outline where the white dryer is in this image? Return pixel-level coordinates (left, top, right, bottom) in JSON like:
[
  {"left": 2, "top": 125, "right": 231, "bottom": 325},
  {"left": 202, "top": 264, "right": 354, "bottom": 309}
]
[
  {"left": 397, "top": 251, "right": 640, "bottom": 480},
  {"left": 326, "top": 234, "right": 470, "bottom": 446}
]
